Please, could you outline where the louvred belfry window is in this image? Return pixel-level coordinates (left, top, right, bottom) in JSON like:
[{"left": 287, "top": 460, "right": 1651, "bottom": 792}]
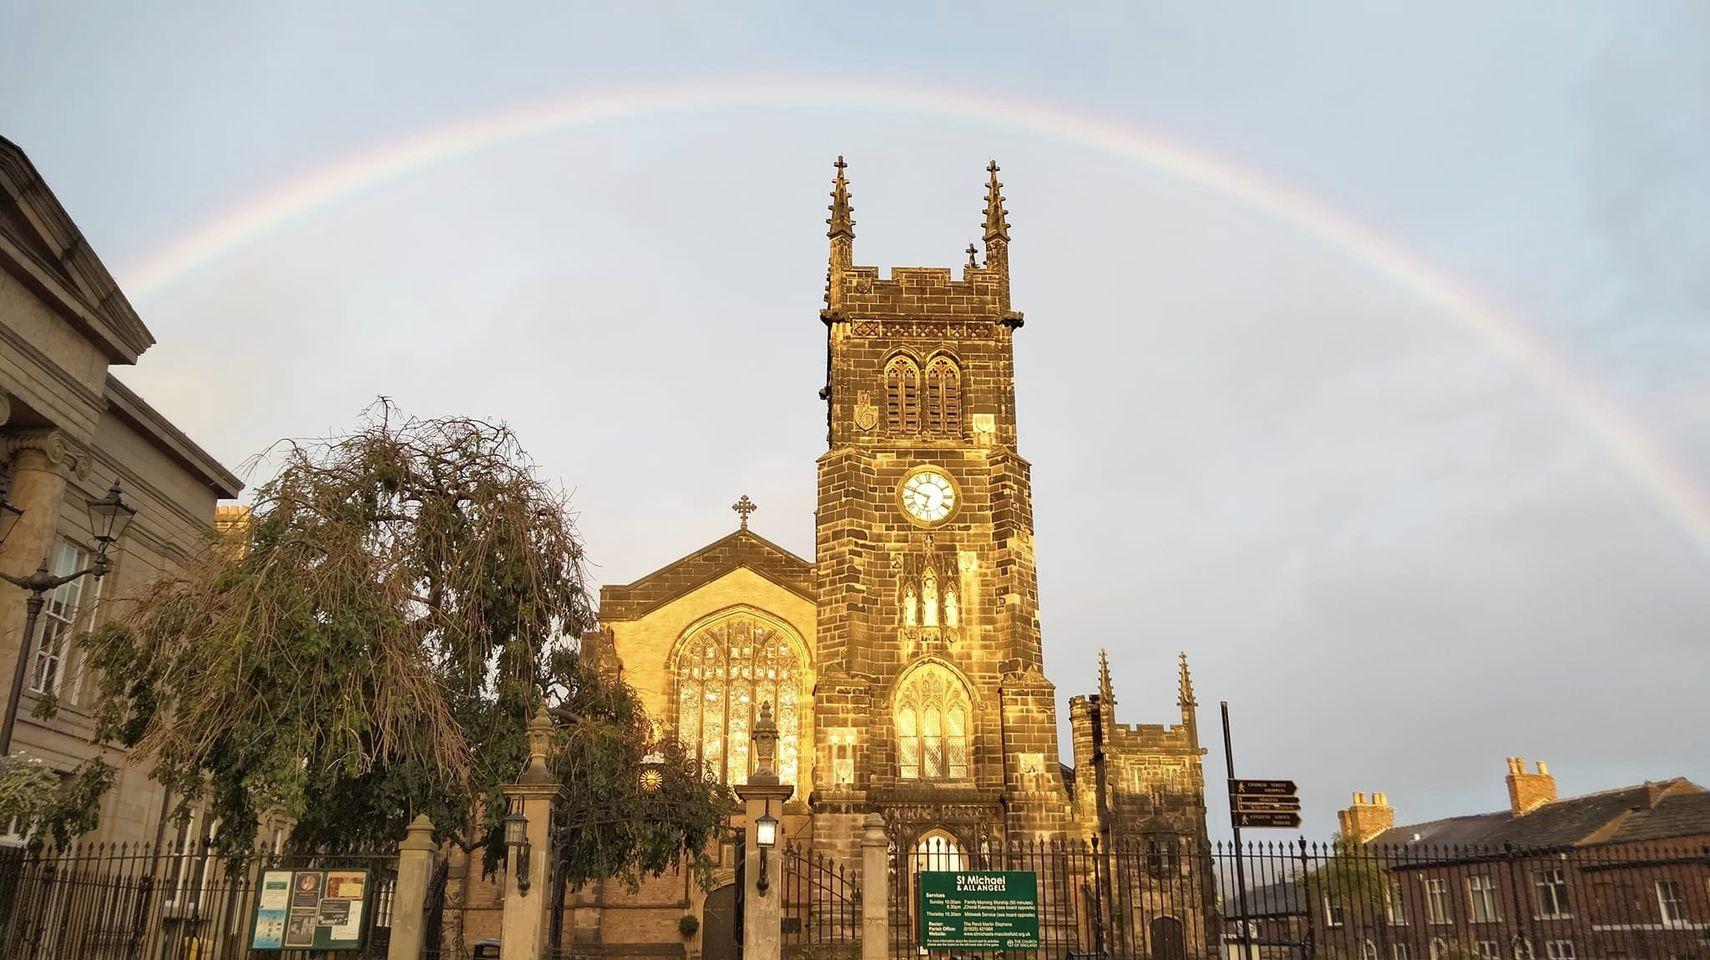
[
  {"left": 894, "top": 664, "right": 972, "bottom": 780},
  {"left": 925, "top": 356, "right": 962, "bottom": 435},
  {"left": 675, "top": 616, "right": 802, "bottom": 786},
  {"left": 885, "top": 357, "right": 921, "bottom": 432}
]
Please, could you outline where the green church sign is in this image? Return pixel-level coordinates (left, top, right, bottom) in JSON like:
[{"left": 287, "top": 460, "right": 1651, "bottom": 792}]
[{"left": 918, "top": 870, "right": 1041, "bottom": 950}]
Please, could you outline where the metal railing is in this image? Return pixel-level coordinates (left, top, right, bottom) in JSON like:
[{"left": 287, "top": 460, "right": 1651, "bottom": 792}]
[{"left": 0, "top": 840, "right": 396, "bottom": 960}]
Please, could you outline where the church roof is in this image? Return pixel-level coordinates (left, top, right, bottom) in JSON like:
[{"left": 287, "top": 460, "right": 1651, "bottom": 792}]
[{"left": 597, "top": 527, "right": 814, "bottom": 622}]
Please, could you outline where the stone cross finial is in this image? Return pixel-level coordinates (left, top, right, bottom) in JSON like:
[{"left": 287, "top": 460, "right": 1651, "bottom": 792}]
[
  {"left": 966, "top": 242, "right": 979, "bottom": 267},
  {"left": 733, "top": 495, "right": 758, "bottom": 529}
]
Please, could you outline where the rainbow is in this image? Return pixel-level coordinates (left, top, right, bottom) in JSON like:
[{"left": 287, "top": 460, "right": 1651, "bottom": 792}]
[{"left": 118, "top": 75, "right": 1710, "bottom": 557}]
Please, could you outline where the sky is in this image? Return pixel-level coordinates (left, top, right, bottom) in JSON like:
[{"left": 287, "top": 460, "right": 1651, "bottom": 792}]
[{"left": 3, "top": 2, "right": 1707, "bottom": 837}]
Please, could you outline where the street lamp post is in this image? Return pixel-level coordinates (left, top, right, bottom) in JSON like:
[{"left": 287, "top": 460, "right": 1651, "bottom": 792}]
[{"left": 0, "top": 480, "right": 137, "bottom": 755}]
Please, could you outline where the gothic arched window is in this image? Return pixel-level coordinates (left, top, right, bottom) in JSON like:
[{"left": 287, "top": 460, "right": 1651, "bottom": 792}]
[
  {"left": 894, "top": 663, "right": 973, "bottom": 780},
  {"left": 675, "top": 614, "right": 802, "bottom": 786},
  {"left": 924, "top": 356, "right": 962, "bottom": 436},
  {"left": 885, "top": 356, "right": 921, "bottom": 433}
]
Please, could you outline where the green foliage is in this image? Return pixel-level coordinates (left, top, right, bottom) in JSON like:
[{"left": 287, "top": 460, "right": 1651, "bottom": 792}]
[
  {"left": 79, "top": 405, "right": 729, "bottom": 881},
  {"left": 1304, "top": 840, "right": 1391, "bottom": 915},
  {"left": 0, "top": 755, "right": 114, "bottom": 849},
  {"left": 678, "top": 914, "right": 699, "bottom": 938}
]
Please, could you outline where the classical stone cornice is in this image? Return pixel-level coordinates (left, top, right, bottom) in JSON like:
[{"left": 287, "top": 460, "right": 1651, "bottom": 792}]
[
  {"left": 0, "top": 137, "right": 155, "bottom": 364},
  {"left": 5, "top": 428, "right": 91, "bottom": 479},
  {"left": 104, "top": 375, "right": 242, "bottom": 498}
]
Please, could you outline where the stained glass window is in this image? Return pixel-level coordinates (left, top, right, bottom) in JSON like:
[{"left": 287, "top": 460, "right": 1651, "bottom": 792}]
[
  {"left": 894, "top": 664, "right": 973, "bottom": 780},
  {"left": 675, "top": 615, "right": 802, "bottom": 785}
]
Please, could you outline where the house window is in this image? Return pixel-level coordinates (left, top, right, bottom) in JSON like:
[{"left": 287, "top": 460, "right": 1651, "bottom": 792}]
[
  {"left": 674, "top": 614, "right": 803, "bottom": 785},
  {"left": 1474, "top": 942, "right": 1499, "bottom": 959},
  {"left": 1534, "top": 868, "right": 1570, "bottom": 918},
  {"left": 1468, "top": 874, "right": 1501, "bottom": 922},
  {"left": 1655, "top": 879, "right": 1684, "bottom": 924},
  {"left": 1325, "top": 896, "right": 1346, "bottom": 927},
  {"left": 1544, "top": 940, "right": 1575, "bottom": 960},
  {"left": 1362, "top": 940, "right": 1378, "bottom": 960},
  {"left": 1387, "top": 878, "right": 1408, "bottom": 924},
  {"left": 1426, "top": 878, "right": 1452, "bottom": 924},
  {"left": 894, "top": 663, "right": 972, "bottom": 780},
  {"left": 1428, "top": 939, "right": 1449, "bottom": 960},
  {"left": 1392, "top": 945, "right": 1411, "bottom": 960},
  {"left": 30, "top": 539, "right": 89, "bottom": 695}
]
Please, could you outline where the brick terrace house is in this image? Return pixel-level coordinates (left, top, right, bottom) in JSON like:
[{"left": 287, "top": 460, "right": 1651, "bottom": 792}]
[{"left": 1323, "top": 759, "right": 1710, "bottom": 960}]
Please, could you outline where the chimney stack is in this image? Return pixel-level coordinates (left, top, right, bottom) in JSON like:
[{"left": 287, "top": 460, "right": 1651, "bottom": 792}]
[
  {"left": 1337, "top": 791, "right": 1395, "bottom": 843},
  {"left": 1506, "top": 757, "right": 1557, "bottom": 815}
]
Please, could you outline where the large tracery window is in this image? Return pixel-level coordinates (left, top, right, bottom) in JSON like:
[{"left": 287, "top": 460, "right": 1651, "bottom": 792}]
[
  {"left": 924, "top": 356, "right": 962, "bottom": 436},
  {"left": 894, "top": 663, "right": 973, "bottom": 781},
  {"left": 675, "top": 615, "right": 802, "bottom": 786},
  {"left": 885, "top": 357, "right": 921, "bottom": 433}
]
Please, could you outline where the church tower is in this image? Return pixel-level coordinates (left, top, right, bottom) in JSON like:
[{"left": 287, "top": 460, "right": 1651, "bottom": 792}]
[{"left": 811, "top": 159, "right": 1074, "bottom": 857}]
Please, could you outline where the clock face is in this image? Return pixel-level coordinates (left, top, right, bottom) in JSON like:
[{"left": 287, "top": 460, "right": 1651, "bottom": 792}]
[{"left": 901, "top": 469, "right": 956, "bottom": 524}]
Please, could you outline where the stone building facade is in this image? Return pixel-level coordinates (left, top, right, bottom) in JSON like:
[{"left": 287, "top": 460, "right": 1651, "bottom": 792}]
[
  {"left": 580, "top": 160, "right": 1212, "bottom": 951},
  {"left": 0, "top": 136, "right": 241, "bottom": 845}
]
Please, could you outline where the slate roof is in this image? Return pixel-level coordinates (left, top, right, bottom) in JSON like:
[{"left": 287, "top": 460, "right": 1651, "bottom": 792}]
[
  {"left": 1369, "top": 778, "right": 1706, "bottom": 852},
  {"left": 597, "top": 527, "right": 814, "bottom": 621},
  {"left": 1603, "top": 789, "right": 1710, "bottom": 844},
  {"left": 1226, "top": 878, "right": 1307, "bottom": 919}
]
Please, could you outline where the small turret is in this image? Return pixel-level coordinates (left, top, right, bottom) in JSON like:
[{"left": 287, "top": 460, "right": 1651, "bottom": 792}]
[
  {"left": 1177, "top": 651, "right": 1199, "bottom": 747},
  {"left": 982, "top": 159, "right": 1010, "bottom": 275},
  {"left": 825, "top": 155, "right": 854, "bottom": 311}
]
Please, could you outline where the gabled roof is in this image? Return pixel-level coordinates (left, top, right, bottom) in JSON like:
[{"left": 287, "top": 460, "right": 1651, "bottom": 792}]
[
  {"left": 0, "top": 136, "right": 154, "bottom": 364},
  {"left": 597, "top": 527, "right": 814, "bottom": 622},
  {"left": 1370, "top": 778, "right": 1705, "bottom": 851}
]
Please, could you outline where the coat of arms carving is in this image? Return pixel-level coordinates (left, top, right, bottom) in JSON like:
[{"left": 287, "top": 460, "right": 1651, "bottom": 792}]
[{"left": 854, "top": 390, "right": 879, "bottom": 431}]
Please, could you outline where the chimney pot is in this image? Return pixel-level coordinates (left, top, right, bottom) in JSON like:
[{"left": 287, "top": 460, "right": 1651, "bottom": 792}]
[{"left": 1506, "top": 755, "right": 1557, "bottom": 815}]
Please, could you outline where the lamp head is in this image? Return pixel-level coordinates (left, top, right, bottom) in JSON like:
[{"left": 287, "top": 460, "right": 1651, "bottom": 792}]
[
  {"left": 503, "top": 808, "right": 528, "bottom": 849},
  {"left": 87, "top": 482, "right": 138, "bottom": 551},
  {"left": 754, "top": 812, "right": 780, "bottom": 849}
]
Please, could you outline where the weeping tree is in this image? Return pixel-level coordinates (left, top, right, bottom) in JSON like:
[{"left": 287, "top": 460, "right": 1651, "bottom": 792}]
[{"left": 78, "top": 404, "right": 730, "bottom": 883}]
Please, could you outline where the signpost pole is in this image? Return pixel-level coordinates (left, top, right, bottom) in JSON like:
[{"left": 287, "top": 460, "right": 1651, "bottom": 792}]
[{"left": 1221, "top": 701, "right": 1255, "bottom": 960}]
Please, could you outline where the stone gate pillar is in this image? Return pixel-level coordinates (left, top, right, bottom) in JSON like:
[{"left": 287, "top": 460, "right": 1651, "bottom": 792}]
[
  {"left": 388, "top": 813, "right": 437, "bottom": 960},
  {"left": 735, "top": 702, "right": 793, "bottom": 960},
  {"left": 501, "top": 708, "right": 566, "bottom": 960},
  {"left": 860, "top": 813, "right": 888, "bottom": 960}
]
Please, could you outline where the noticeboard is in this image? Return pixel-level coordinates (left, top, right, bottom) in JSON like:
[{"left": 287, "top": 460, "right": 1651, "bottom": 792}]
[
  {"left": 250, "top": 868, "right": 370, "bottom": 951},
  {"left": 918, "top": 870, "right": 1040, "bottom": 950}
]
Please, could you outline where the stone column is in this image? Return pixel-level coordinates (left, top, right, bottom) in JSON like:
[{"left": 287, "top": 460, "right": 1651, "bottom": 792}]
[
  {"left": 0, "top": 431, "right": 83, "bottom": 728},
  {"left": 501, "top": 708, "right": 566, "bottom": 960},
  {"left": 860, "top": 813, "right": 888, "bottom": 960},
  {"left": 735, "top": 702, "right": 793, "bottom": 960},
  {"left": 388, "top": 814, "right": 437, "bottom": 960}
]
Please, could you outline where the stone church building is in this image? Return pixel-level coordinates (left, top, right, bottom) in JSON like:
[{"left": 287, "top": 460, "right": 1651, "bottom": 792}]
[{"left": 576, "top": 160, "right": 1211, "bottom": 949}]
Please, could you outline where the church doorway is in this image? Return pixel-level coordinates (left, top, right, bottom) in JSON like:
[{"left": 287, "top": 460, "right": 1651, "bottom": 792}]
[
  {"left": 703, "top": 882, "right": 740, "bottom": 960},
  {"left": 913, "top": 829, "right": 966, "bottom": 872},
  {"left": 1149, "top": 915, "right": 1186, "bottom": 960}
]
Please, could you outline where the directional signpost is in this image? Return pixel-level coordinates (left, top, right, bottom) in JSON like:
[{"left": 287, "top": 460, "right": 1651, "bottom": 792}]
[
  {"left": 1221, "top": 703, "right": 1303, "bottom": 960},
  {"left": 1231, "top": 779, "right": 1302, "bottom": 829}
]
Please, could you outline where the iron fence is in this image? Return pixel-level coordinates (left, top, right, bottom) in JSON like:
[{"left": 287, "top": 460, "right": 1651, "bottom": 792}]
[
  {"left": 861, "top": 837, "right": 1710, "bottom": 960},
  {"left": 0, "top": 839, "right": 396, "bottom": 960},
  {"left": 887, "top": 836, "right": 1214, "bottom": 960},
  {"left": 782, "top": 840, "right": 861, "bottom": 952},
  {"left": 1219, "top": 839, "right": 1710, "bottom": 960}
]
